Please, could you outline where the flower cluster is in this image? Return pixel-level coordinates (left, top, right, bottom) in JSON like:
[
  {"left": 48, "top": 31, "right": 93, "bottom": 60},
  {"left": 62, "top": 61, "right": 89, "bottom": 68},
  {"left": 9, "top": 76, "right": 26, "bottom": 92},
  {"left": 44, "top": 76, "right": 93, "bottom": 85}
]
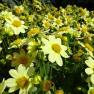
[{"left": 0, "top": 0, "right": 94, "bottom": 94}]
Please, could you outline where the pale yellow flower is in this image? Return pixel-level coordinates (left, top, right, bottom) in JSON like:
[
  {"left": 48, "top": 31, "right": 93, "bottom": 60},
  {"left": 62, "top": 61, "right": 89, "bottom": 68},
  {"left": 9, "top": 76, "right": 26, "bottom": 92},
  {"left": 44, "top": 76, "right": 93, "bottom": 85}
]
[
  {"left": 5, "top": 17, "right": 27, "bottom": 35},
  {"left": 41, "top": 36, "right": 69, "bottom": 66},
  {"left": 14, "top": 5, "right": 24, "bottom": 14},
  {"left": 47, "top": 13, "right": 54, "bottom": 20},
  {"left": 33, "top": 75, "right": 41, "bottom": 84},
  {"left": 27, "top": 40, "right": 39, "bottom": 53},
  {"left": 53, "top": 17, "right": 63, "bottom": 28},
  {"left": 6, "top": 64, "right": 32, "bottom": 94},
  {"left": 81, "top": 24, "right": 88, "bottom": 33},
  {"left": 42, "top": 19, "right": 51, "bottom": 29},
  {"left": 79, "top": 8, "right": 89, "bottom": 18}
]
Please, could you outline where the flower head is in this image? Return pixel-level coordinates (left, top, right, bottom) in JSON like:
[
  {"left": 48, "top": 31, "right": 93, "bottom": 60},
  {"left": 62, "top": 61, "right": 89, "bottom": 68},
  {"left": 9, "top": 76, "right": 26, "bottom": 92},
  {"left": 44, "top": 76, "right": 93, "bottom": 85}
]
[
  {"left": 41, "top": 36, "right": 69, "bottom": 66},
  {"left": 6, "top": 64, "right": 31, "bottom": 94},
  {"left": 53, "top": 17, "right": 63, "bottom": 28},
  {"left": 5, "top": 17, "right": 27, "bottom": 35},
  {"left": 42, "top": 19, "right": 51, "bottom": 29}
]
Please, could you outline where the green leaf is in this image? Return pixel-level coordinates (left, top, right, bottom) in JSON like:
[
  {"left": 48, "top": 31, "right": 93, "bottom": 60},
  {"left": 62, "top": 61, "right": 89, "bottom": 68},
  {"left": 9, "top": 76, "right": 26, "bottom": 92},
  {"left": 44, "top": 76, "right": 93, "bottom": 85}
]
[{"left": 0, "top": 79, "right": 6, "bottom": 94}]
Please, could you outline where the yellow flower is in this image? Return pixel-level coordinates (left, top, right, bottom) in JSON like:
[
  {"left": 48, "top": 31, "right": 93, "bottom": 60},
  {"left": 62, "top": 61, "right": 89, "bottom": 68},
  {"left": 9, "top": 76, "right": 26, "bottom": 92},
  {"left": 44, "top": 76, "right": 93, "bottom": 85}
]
[
  {"left": 47, "top": 13, "right": 54, "bottom": 20},
  {"left": 81, "top": 25, "right": 88, "bottom": 33},
  {"left": 33, "top": 75, "right": 41, "bottom": 84},
  {"left": 5, "top": 17, "right": 27, "bottom": 35},
  {"left": 28, "top": 14, "right": 34, "bottom": 22},
  {"left": 41, "top": 36, "right": 69, "bottom": 66},
  {"left": 53, "top": 17, "right": 63, "bottom": 28},
  {"left": 6, "top": 64, "right": 32, "bottom": 94},
  {"left": 14, "top": 5, "right": 24, "bottom": 14},
  {"left": 27, "top": 28, "right": 40, "bottom": 37},
  {"left": 42, "top": 20, "right": 51, "bottom": 29},
  {"left": 79, "top": 8, "right": 89, "bottom": 17}
]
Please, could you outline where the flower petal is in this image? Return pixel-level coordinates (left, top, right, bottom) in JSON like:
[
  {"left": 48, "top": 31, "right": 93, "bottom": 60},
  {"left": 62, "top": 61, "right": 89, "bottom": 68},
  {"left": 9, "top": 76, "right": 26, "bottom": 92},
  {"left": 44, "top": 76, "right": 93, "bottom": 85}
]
[
  {"left": 42, "top": 38, "right": 48, "bottom": 44},
  {"left": 48, "top": 53, "right": 55, "bottom": 63},
  {"left": 9, "top": 69, "right": 18, "bottom": 78},
  {"left": 85, "top": 68, "right": 94, "bottom": 75},
  {"left": 55, "top": 55, "right": 63, "bottom": 66},
  {"left": 61, "top": 51, "right": 69, "bottom": 58},
  {"left": 41, "top": 46, "right": 50, "bottom": 54},
  {"left": 85, "top": 57, "right": 94, "bottom": 68},
  {"left": 8, "top": 86, "right": 18, "bottom": 93},
  {"left": 18, "top": 64, "right": 27, "bottom": 75},
  {"left": 6, "top": 78, "right": 17, "bottom": 87},
  {"left": 90, "top": 74, "right": 94, "bottom": 84},
  {"left": 61, "top": 45, "right": 67, "bottom": 51}
]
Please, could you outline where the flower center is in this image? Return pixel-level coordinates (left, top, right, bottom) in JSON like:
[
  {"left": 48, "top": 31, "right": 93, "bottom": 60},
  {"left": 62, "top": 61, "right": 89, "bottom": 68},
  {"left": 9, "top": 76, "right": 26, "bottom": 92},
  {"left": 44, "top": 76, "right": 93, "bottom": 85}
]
[
  {"left": 19, "top": 56, "right": 29, "bottom": 65},
  {"left": 16, "top": 76, "right": 29, "bottom": 88},
  {"left": 52, "top": 44, "right": 61, "bottom": 53},
  {"left": 56, "top": 19, "right": 62, "bottom": 25},
  {"left": 14, "top": 38, "right": 22, "bottom": 45},
  {"left": 12, "top": 19, "right": 21, "bottom": 27}
]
